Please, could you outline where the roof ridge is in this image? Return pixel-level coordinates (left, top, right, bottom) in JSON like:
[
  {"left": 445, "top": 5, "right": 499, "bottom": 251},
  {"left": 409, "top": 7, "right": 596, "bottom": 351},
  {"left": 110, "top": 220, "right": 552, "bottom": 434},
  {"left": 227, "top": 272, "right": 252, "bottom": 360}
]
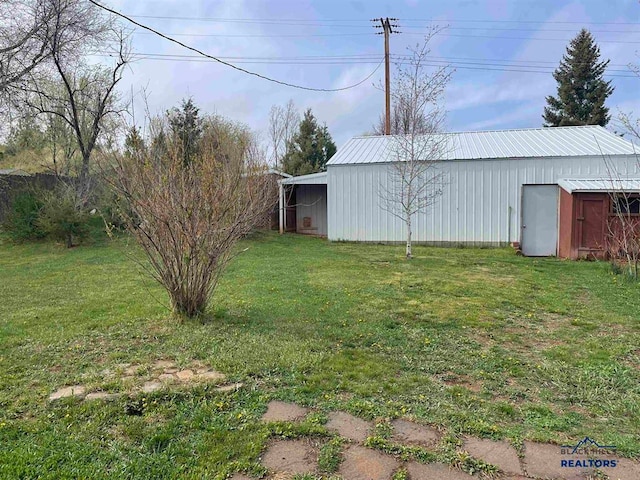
[{"left": 350, "top": 125, "right": 605, "bottom": 140}]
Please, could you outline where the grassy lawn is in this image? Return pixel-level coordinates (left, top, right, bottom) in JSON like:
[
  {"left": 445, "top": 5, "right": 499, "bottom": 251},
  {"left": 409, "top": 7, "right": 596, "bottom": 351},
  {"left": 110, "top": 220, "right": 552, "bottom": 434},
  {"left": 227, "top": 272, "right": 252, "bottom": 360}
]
[{"left": 0, "top": 232, "right": 638, "bottom": 478}]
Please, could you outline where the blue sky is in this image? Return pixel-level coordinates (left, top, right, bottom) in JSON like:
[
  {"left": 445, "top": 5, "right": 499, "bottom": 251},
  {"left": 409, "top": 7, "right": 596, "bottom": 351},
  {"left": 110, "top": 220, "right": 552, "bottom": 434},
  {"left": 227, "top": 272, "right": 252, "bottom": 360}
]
[{"left": 107, "top": 0, "right": 640, "bottom": 148}]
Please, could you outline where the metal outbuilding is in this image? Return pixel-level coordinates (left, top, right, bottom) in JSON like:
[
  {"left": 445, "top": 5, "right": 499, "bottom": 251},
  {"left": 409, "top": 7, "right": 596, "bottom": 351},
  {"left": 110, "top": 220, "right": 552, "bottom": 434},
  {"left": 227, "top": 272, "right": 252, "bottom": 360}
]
[{"left": 279, "top": 125, "right": 640, "bottom": 256}]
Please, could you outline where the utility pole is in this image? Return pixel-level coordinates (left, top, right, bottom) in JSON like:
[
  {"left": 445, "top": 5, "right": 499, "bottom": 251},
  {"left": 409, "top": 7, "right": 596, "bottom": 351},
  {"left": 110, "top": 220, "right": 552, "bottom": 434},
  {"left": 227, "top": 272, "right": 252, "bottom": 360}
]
[{"left": 373, "top": 17, "right": 399, "bottom": 135}]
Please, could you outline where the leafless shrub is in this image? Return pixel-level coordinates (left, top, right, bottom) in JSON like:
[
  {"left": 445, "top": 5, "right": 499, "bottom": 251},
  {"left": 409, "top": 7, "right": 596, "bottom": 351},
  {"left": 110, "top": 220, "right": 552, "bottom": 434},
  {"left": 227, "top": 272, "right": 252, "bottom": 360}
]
[
  {"left": 109, "top": 116, "right": 277, "bottom": 318},
  {"left": 603, "top": 167, "right": 640, "bottom": 279}
]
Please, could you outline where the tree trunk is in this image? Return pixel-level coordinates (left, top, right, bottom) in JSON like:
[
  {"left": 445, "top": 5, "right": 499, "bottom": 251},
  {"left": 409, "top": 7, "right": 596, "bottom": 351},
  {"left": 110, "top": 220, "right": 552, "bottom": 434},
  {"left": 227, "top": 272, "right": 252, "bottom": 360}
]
[{"left": 406, "top": 216, "right": 412, "bottom": 259}]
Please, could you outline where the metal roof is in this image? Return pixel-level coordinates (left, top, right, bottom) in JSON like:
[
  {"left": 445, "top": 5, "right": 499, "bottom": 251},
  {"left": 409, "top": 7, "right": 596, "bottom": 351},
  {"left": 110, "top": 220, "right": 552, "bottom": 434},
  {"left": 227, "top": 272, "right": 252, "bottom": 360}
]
[
  {"left": 558, "top": 177, "right": 640, "bottom": 193},
  {"left": 280, "top": 171, "right": 328, "bottom": 185},
  {"left": 327, "top": 125, "right": 639, "bottom": 165}
]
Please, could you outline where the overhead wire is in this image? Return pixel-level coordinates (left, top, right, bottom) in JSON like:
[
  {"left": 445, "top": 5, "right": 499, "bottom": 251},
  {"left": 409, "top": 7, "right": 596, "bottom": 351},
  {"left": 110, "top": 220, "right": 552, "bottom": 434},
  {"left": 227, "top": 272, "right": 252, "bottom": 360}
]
[
  {"left": 123, "top": 14, "right": 640, "bottom": 27},
  {"left": 94, "top": 50, "right": 638, "bottom": 77},
  {"left": 87, "top": 0, "right": 385, "bottom": 92}
]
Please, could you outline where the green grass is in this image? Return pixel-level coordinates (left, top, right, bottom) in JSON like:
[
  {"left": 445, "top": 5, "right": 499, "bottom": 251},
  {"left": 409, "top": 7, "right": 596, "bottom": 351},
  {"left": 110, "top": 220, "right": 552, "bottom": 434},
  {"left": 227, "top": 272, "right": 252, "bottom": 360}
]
[{"left": 0, "top": 232, "right": 638, "bottom": 478}]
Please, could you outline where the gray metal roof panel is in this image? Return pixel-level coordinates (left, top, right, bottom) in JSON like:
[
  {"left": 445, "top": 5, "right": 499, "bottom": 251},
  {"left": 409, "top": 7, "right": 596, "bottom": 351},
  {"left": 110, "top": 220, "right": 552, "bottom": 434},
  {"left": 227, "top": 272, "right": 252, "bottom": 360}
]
[{"left": 327, "top": 126, "right": 639, "bottom": 165}]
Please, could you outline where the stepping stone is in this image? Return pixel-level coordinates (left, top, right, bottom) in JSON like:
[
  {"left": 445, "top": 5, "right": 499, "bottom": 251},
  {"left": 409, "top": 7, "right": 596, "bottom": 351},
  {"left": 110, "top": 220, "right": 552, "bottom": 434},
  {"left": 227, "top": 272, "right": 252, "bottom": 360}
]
[
  {"left": 157, "top": 373, "right": 175, "bottom": 382},
  {"left": 338, "top": 445, "right": 399, "bottom": 480},
  {"left": 153, "top": 360, "right": 175, "bottom": 370},
  {"left": 326, "top": 411, "right": 373, "bottom": 443},
  {"left": 523, "top": 441, "right": 591, "bottom": 480},
  {"left": 406, "top": 462, "right": 475, "bottom": 480},
  {"left": 49, "top": 385, "right": 86, "bottom": 401},
  {"left": 141, "top": 381, "right": 163, "bottom": 393},
  {"left": 391, "top": 418, "right": 439, "bottom": 446},
  {"left": 216, "top": 383, "right": 243, "bottom": 392},
  {"left": 262, "top": 401, "right": 309, "bottom": 422},
  {"left": 598, "top": 457, "right": 640, "bottom": 480},
  {"left": 462, "top": 437, "right": 523, "bottom": 475},
  {"left": 164, "top": 368, "right": 179, "bottom": 374},
  {"left": 261, "top": 439, "right": 318, "bottom": 474},
  {"left": 175, "top": 369, "right": 195, "bottom": 381},
  {"left": 196, "top": 370, "right": 226, "bottom": 382},
  {"left": 85, "top": 391, "right": 120, "bottom": 401}
]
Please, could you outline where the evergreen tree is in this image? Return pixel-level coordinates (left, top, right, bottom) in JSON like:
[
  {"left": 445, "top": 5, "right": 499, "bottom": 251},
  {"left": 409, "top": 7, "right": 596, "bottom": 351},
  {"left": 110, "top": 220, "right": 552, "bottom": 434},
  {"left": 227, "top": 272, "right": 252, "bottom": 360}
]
[
  {"left": 167, "top": 98, "right": 203, "bottom": 166},
  {"left": 543, "top": 29, "right": 614, "bottom": 127},
  {"left": 282, "top": 109, "right": 336, "bottom": 176},
  {"left": 124, "top": 126, "right": 144, "bottom": 158}
]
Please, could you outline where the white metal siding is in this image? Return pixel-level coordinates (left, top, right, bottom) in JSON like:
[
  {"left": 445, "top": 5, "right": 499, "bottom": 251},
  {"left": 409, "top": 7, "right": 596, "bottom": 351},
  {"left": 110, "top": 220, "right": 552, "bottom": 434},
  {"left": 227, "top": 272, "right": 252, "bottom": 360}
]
[
  {"left": 296, "top": 185, "right": 327, "bottom": 236},
  {"left": 327, "top": 155, "right": 640, "bottom": 244}
]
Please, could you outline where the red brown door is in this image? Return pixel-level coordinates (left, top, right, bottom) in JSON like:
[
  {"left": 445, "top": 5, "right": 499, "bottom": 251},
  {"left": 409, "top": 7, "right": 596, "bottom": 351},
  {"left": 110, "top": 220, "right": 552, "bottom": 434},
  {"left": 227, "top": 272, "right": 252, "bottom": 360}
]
[{"left": 577, "top": 195, "right": 607, "bottom": 254}]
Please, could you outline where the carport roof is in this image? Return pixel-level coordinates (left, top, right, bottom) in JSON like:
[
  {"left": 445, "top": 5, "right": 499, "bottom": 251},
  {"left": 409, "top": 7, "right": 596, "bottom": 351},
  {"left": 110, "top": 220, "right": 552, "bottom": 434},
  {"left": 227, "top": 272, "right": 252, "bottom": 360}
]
[
  {"left": 558, "top": 178, "right": 640, "bottom": 193},
  {"left": 280, "top": 171, "right": 327, "bottom": 185}
]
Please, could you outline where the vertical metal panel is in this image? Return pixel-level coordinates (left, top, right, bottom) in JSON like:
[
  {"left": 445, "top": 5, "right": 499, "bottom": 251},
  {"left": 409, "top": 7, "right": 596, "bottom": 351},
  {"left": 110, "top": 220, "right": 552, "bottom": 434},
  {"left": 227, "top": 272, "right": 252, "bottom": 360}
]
[{"left": 327, "top": 155, "right": 640, "bottom": 244}]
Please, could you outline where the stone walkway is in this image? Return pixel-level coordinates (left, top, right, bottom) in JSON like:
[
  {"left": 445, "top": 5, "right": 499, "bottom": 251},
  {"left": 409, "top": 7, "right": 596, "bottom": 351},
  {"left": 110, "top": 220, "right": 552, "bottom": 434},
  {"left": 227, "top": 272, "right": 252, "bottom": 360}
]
[
  {"left": 48, "top": 359, "right": 242, "bottom": 402},
  {"left": 235, "top": 401, "right": 640, "bottom": 480}
]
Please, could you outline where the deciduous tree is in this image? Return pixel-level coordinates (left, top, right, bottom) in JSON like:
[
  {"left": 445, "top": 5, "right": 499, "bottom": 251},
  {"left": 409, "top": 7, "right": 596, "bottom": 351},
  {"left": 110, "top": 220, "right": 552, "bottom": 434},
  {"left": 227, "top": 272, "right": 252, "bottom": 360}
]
[
  {"left": 379, "top": 30, "right": 452, "bottom": 259},
  {"left": 267, "top": 99, "right": 299, "bottom": 169}
]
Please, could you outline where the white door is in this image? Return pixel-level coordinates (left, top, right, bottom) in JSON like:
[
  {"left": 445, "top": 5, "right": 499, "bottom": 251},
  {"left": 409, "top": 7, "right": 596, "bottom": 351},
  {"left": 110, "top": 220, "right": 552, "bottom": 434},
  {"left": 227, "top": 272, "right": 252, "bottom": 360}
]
[{"left": 521, "top": 185, "right": 559, "bottom": 256}]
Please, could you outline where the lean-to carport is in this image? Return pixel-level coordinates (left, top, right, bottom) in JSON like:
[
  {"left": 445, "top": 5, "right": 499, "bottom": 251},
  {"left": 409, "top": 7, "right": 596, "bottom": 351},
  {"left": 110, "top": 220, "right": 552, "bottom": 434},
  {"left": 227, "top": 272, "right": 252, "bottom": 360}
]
[{"left": 278, "top": 172, "right": 328, "bottom": 236}]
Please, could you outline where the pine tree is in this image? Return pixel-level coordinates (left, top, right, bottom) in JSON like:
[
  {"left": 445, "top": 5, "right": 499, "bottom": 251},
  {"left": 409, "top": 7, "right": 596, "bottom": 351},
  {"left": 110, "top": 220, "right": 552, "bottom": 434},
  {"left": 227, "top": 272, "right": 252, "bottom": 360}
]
[
  {"left": 543, "top": 29, "right": 614, "bottom": 127},
  {"left": 167, "top": 98, "right": 203, "bottom": 166},
  {"left": 282, "top": 109, "right": 336, "bottom": 176}
]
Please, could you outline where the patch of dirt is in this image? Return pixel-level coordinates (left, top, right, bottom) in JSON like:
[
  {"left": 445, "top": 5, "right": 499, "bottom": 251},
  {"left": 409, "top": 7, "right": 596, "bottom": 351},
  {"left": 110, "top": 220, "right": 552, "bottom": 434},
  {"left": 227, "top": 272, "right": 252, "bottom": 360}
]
[
  {"left": 338, "top": 445, "right": 399, "bottom": 480},
  {"left": 261, "top": 401, "right": 309, "bottom": 422},
  {"left": 261, "top": 438, "right": 319, "bottom": 475},
  {"left": 440, "top": 373, "right": 484, "bottom": 393},
  {"left": 228, "top": 475, "right": 252, "bottom": 480},
  {"left": 325, "top": 411, "right": 373, "bottom": 443},
  {"left": 391, "top": 418, "right": 439, "bottom": 447},
  {"left": 406, "top": 462, "right": 475, "bottom": 480},
  {"left": 462, "top": 437, "right": 523, "bottom": 475}
]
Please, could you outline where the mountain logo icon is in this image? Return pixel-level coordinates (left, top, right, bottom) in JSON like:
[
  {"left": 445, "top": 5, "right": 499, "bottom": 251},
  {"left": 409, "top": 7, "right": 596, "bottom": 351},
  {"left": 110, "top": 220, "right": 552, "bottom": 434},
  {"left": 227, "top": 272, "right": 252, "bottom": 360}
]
[{"left": 561, "top": 437, "right": 616, "bottom": 455}]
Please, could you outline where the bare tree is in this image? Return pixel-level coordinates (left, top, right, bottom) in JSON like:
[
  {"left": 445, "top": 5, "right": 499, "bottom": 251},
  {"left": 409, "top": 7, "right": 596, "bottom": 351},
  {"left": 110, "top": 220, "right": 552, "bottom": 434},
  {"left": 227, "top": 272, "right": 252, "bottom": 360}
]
[
  {"left": 3, "top": 0, "right": 129, "bottom": 197},
  {"left": 372, "top": 99, "right": 432, "bottom": 135},
  {"left": 0, "top": 0, "right": 52, "bottom": 93},
  {"left": 1, "top": 0, "right": 111, "bottom": 96},
  {"left": 22, "top": 34, "right": 129, "bottom": 199},
  {"left": 267, "top": 99, "right": 299, "bottom": 169},
  {"left": 379, "top": 30, "right": 452, "bottom": 259},
  {"left": 110, "top": 116, "right": 277, "bottom": 319}
]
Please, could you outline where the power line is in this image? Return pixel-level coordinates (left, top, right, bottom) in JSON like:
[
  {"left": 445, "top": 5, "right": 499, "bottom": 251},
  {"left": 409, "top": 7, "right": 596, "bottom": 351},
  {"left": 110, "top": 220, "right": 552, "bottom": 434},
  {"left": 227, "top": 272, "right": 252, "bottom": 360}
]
[
  {"left": 88, "top": 0, "right": 384, "bottom": 92},
  {"left": 130, "top": 30, "right": 640, "bottom": 45},
  {"left": 405, "top": 32, "right": 640, "bottom": 44},
  {"left": 132, "top": 25, "right": 640, "bottom": 34},
  {"left": 122, "top": 14, "right": 640, "bottom": 27},
  {"left": 109, "top": 52, "right": 638, "bottom": 78},
  {"left": 399, "top": 18, "right": 640, "bottom": 26}
]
